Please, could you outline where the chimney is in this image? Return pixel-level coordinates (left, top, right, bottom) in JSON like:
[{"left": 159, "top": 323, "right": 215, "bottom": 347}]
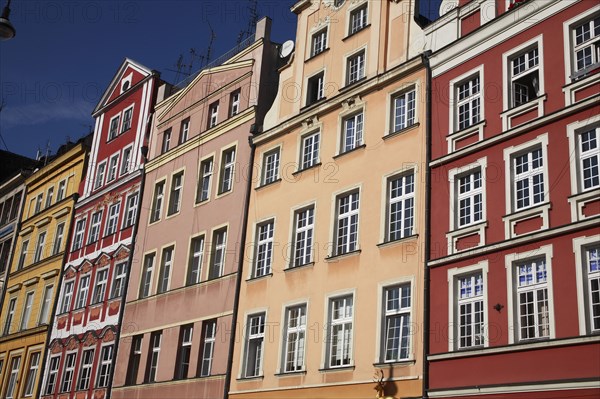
[{"left": 255, "top": 16, "right": 272, "bottom": 42}]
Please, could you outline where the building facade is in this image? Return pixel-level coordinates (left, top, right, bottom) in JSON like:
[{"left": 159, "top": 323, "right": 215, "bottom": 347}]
[
  {"left": 229, "top": 1, "right": 427, "bottom": 398},
  {"left": 423, "top": 0, "right": 600, "bottom": 397},
  {"left": 110, "top": 18, "right": 278, "bottom": 399},
  {"left": 39, "top": 59, "right": 161, "bottom": 399},
  {"left": 0, "top": 139, "right": 88, "bottom": 399}
]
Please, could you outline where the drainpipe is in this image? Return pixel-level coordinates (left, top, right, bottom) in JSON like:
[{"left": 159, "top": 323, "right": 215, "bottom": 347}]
[
  {"left": 223, "top": 130, "right": 256, "bottom": 399},
  {"left": 105, "top": 110, "right": 154, "bottom": 399},
  {"left": 422, "top": 50, "right": 432, "bottom": 399}
]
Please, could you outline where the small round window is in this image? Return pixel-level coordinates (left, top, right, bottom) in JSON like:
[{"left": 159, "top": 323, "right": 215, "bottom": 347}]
[{"left": 121, "top": 80, "right": 131, "bottom": 92}]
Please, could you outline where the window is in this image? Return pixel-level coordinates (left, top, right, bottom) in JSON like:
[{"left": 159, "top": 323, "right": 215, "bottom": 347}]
[
  {"left": 125, "top": 336, "right": 142, "bottom": 385},
  {"left": 243, "top": 313, "right": 265, "bottom": 378},
  {"left": 253, "top": 221, "right": 274, "bottom": 278},
  {"left": 456, "top": 75, "right": 481, "bottom": 130},
  {"left": 208, "top": 101, "right": 219, "bottom": 128},
  {"left": 107, "top": 154, "right": 119, "bottom": 182},
  {"left": 109, "top": 115, "right": 120, "bottom": 140},
  {"left": 391, "top": 89, "right": 416, "bottom": 133},
  {"left": 306, "top": 71, "right": 325, "bottom": 105},
  {"left": 38, "top": 285, "right": 54, "bottom": 324},
  {"left": 60, "top": 281, "right": 74, "bottom": 313},
  {"left": 5, "top": 356, "right": 21, "bottom": 399},
  {"left": 17, "top": 239, "right": 28, "bottom": 269},
  {"left": 512, "top": 146, "right": 545, "bottom": 211},
  {"left": 219, "top": 148, "right": 236, "bottom": 194},
  {"left": 145, "top": 331, "right": 162, "bottom": 383},
  {"left": 584, "top": 245, "right": 600, "bottom": 332},
  {"left": 209, "top": 228, "right": 227, "bottom": 279},
  {"left": 342, "top": 112, "right": 363, "bottom": 153},
  {"left": 578, "top": 127, "right": 600, "bottom": 191},
  {"left": 105, "top": 202, "right": 120, "bottom": 236},
  {"left": 230, "top": 90, "right": 241, "bottom": 117},
  {"left": 346, "top": 50, "right": 365, "bottom": 85},
  {"left": 95, "top": 162, "right": 106, "bottom": 190},
  {"left": 44, "top": 356, "right": 61, "bottom": 395},
  {"left": 150, "top": 181, "right": 165, "bottom": 223},
  {"left": 196, "top": 157, "right": 213, "bottom": 203},
  {"left": 300, "top": 132, "right": 320, "bottom": 170},
  {"left": 514, "top": 258, "right": 550, "bottom": 341},
  {"left": 110, "top": 262, "right": 127, "bottom": 299},
  {"left": 161, "top": 128, "right": 172, "bottom": 154},
  {"left": 311, "top": 28, "right": 327, "bottom": 56},
  {"left": 121, "top": 146, "right": 132, "bottom": 175},
  {"left": 0, "top": 239, "right": 9, "bottom": 274},
  {"left": 140, "top": 253, "right": 155, "bottom": 298},
  {"left": 335, "top": 191, "right": 360, "bottom": 255},
  {"left": 92, "top": 268, "right": 108, "bottom": 304},
  {"left": 61, "top": 353, "right": 76, "bottom": 392},
  {"left": 20, "top": 291, "right": 34, "bottom": 330},
  {"left": 72, "top": 219, "right": 85, "bottom": 250},
  {"left": 456, "top": 170, "right": 483, "bottom": 228},
  {"left": 187, "top": 236, "right": 204, "bottom": 285},
  {"left": 509, "top": 46, "right": 540, "bottom": 108},
  {"left": 457, "top": 273, "right": 485, "bottom": 348},
  {"left": 175, "top": 325, "right": 193, "bottom": 380},
  {"left": 158, "top": 246, "right": 174, "bottom": 294},
  {"left": 45, "top": 187, "right": 54, "bottom": 208},
  {"left": 168, "top": 172, "right": 184, "bottom": 215},
  {"left": 292, "top": 207, "right": 314, "bottom": 267},
  {"left": 52, "top": 222, "right": 65, "bottom": 255},
  {"left": 349, "top": 4, "right": 367, "bottom": 34},
  {"left": 23, "top": 352, "right": 40, "bottom": 397},
  {"left": 77, "top": 349, "right": 94, "bottom": 390},
  {"left": 3, "top": 297, "right": 16, "bottom": 335},
  {"left": 382, "top": 285, "right": 411, "bottom": 362},
  {"left": 261, "top": 149, "right": 280, "bottom": 185},
  {"left": 34, "top": 194, "right": 43, "bottom": 214},
  {"left": 88, "top": 211, "right": 103, "bottom": 243},
  {"left": 57, "top": 180, "right": 66, "bottom": 201},
  {"left": 199, "top": 320, "right": 216, "bottom": 376},
  {"left": 122, "top": 107, "right": 133, "bottom": 132},
  {"left": 387, "top": 173, "right": 415, "bottom": 241},
  {"left": 76, "top": 275, "right": 90, "bottom": 309},
  {"left": 283, "top": 305, "right": 306, "bottom": 372},
  {"left": 11, "top": 192, "right": 22, "bottom": 220},
  {"left": 572, "top": 16, "right": 600, "bottom": 77},
  {"left": 327, "top": 295, "right": 353, "bottom": 367},
  {"left": 33, "top": 231, "right": 46, "bottom": 263},
  {"left": 96, "top": 345, "right": 113, "bottom": 388},
  {"left": 123, "top": 193, "right": 138, "bottom": 228},
  {"left": 180, "top": 118, "right": 190, "bottom": 144}
]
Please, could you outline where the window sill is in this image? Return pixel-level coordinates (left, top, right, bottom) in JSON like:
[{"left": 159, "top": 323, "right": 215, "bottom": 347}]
[
  {"left": 236, "top": 375, "right": 264, "bottom": 382},
  {"left": 325, "top": 249, "right": 361, "bottom": 262},
  {"left": 246, "top": 272, "right": 273, "bottom": 282},
  {"left": 275, "top": 370, "right": 307, "bottom": 377},
  {"left": 305, "top": 48, "right": 330, "bottom": 62},
  {"left": 285, "top": 262, "right": 315, "bottom": 272},
  {"left": 377, "top": 234, "right": 419, "bottom": 248},
  {"left": 373, "top": 359, "right": 415, "bottom": 368},
  {"left": 339, "top": 77, "right": 367, "bottom": 93},
  {"left": 292, "top": 162, "right": 322, "bottom": 176},
  {"left": 333, "top": 144, "right": 366, "bottom": 160},
  {"left": 342, "top": 24, "right": 371, "bottom": 41},
  {"left": 256, "top": 178, "right": 282, "bottom": 191},
  {"left": 383, "top": 123, "right": 420, "bottom": 140},
  {"left": 318, "top": 365, "right": 355, "bottom": 373},
  {"left": 300, "top": 97, "right": 327, "bottom": 113}
]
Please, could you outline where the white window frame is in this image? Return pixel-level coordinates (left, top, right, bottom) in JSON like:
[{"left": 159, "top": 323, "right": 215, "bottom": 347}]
[
  {"left": 291, "top": 206, "right": 315, "bottom": 268},
  {"left": 17, "top": 239, "right": 28, "bottom": 269},
  {"left": 187, "top": 234, "right": 205, "bottom": 285},
  {"left": 346, "top": 49, "right": 366, "bottom": 86},
  {"left": 96, "top": 344, "right": 113, "bottom": 388},
  {"left": 139, "top": 252, "right": 156, "bottom": 298},
  {"left": 60, "top": 280, "right": 74, "bottom": 313},
  {"left": 505, "top": 245, "right": 555, "bottom": 344},
  {"left": 161, "top": 128, "right": 172, "bottom": 154},
  {"left": 447, "top": 261, "right": 489, "bottom": 351},
  {"left": 52, "top": 222, "right": 65, "bottom": 255},
  {"left": 447, "top": 66, "right": 485, "bottom": 148},
  {"left": 208, "top": 101, "right": 219, "bottom": 128},
  {"left": 390, "top": 87, "right": 417, "bottom": 134},
  {"left": 104, "top": 202, "right": 120, "bottom": 236},
  {"left": 20, "top": 291, "right": 35, "bottom": 330},
  {"left": 120, "top": 145, "right": 133, "bottom": 176},
  {"left": 341, "top": 112, "right": 364, "bottom": 153},
  {"left": 563, "top": 7, "right": 600, "bottom": 83},
  {"left": 122, "top": 192, "right": 139, "bottom": 228},
  {"left": 57, "top": 179, "right": 67, "bottom": 201},
  {"left": 334, "top": 190, "right": 360, "bottom": 256},
  {"left": 5, "top": 356, "right": 21, "bottom": 399},
  {"left": 175, "top": 325, "right": 193, "bottom": 379},
  {"left": 110, "top": 262, "right": 127, "bottom": 299},
  {"left": 108, "top": 114, "right": 120, "bottom": 140},
  {"left": 45, "top": 186, "right": 54, "bottom": 208},
  {"left": 75, "top": 274, "right": 90, "bottom": 309},
  {"left": 94, "top": 161, "right": 106, "bottom": 190},
  {"left": 92, "top": 268, "right": 109, "bottom": 304},
  {"left": 60, "top": 352, "right": 77, "bottom": 392},
  {"left": 44, "top": 355, "right": 61, "bottom": 395},
  {"left": 348, "top": 3, "right": 368, "bottom": 35},
  {"left": 196, "top": 155, "right": 214, "bottom": 203},
  {"left": 38, "top": 284, "right": 54, "bottom": 325},
  {"left": 106, "top": 153, "right": 119, "bottom": 183},
  {"left": 306, "top": 70, "right": 325, "bottom": 106},
  {"left": 573, "top": 234, "right": 600, "bottom": 336},
  {"left": 121, "top": 105, "right": 134, "bottom": 133},
  {"left": 167, "top": 170, "right": 184, "bottom": 216},
  {"left": 179, "top": 118, "right": 190, "bottom": 144},
  {"left": 311, "top": 27, "right": 328, "bottom": 57},
  {"left": 3, "top": 296, "right": 17, "bottom": 335},
  {"left": 88, "top": 210, "right": 103, "bottom": 244},
  {"left": 261, "top": 147, "right": 280, "bottom": 186},
  {"left": 386, "top": 171, "right": 415, "bottom": 242},
  {"left": 150, "top": 179, "right": 166, "bottom": 223},
  {"left": 76, "top": 348, "right": 94, "bottom": 391},
  {"left": 326, "top": 294, "right": 354, "bottom": 368},
  {"left": 146, "top": 331, "right": 162, "bottom": 383},
  {"left": 157, "top": 245, "right": 174, "bottom": 294},
  {"left": 253, "top": 220, "right": 274, "bottom": 278},
  {"left": 300, "top": 131, "right": 320, "bottom": 170},
  {"left": 381, "top": 283, "right": 412, "bottom": 362},
  {"left": 72, "top": 218, "right": 86, "bottom": 250},
  {"left": 282, "top": 304, "right": 307, "bottom": 372},
  {"left": 33, "top": 231, "right": 46, "bottom": 263},
  {"left": 200, "top": 320, "right": 216, "bottom": 377},
  {"left": 218, "top": 146, "right": 236, "bottom": 195},
  {"left": 209, "top": 227, "right": 227, "bottom": 279},
  {"left": 242, "top": 312, "right": 266, "bottom": 378},
  {"left": 230, "top": 90, "right": 241, "bottom": 117}
]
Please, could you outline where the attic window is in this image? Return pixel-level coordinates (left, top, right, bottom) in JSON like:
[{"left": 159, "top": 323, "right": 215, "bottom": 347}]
[{"left": 122, "top": 80, "right": 131, "bottom": 92}]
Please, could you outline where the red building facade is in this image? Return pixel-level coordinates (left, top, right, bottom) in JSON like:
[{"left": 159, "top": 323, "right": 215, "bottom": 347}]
[
  {"left": 40, "top": 59, "right": 162, "bottom": 399},
  {"left": 424, "top": 0, "right": 600, "bottom": 397}
]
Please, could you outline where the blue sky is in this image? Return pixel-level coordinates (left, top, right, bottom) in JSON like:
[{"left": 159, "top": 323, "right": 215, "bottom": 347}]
[
  {"left": 0, "top": 0, "right": 438, "bottom": 158},
  {"left": 0, "top": 1, "right": 299, "bottom": 158}
]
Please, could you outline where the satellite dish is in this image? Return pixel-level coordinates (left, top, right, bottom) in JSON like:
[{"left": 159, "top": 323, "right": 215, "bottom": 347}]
[{"left": 280, "top": 40, "right": 295, "bottom": 58}]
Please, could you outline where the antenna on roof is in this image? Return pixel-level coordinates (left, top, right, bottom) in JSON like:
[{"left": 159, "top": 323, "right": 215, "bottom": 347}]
[
  {"left": 237, "top": 0, "right": 258, "bottom": 45},
  {"left": 206, "top": 22, "right": 216, "bottom": 64}
]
